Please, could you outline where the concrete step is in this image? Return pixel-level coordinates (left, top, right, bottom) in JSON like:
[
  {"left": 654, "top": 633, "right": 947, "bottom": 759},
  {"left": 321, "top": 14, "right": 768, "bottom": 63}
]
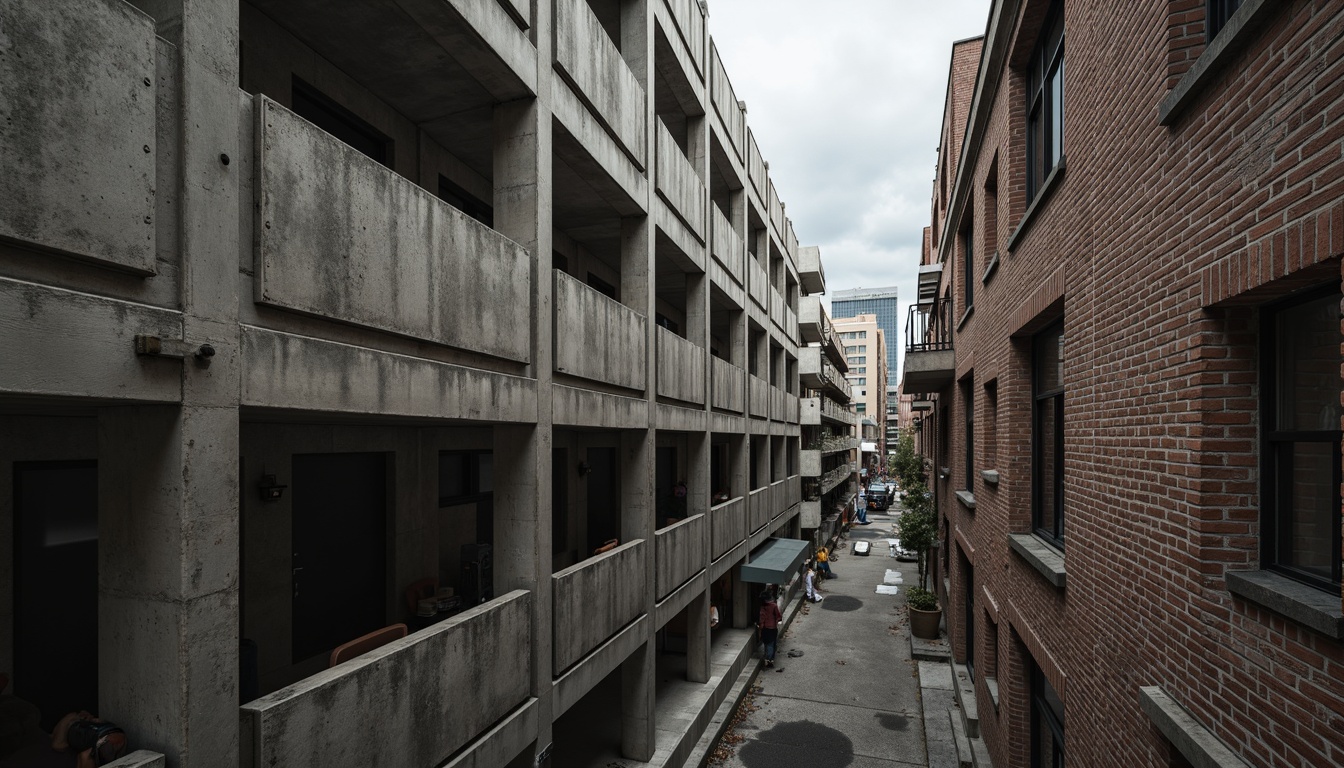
[
  {"left": 948, "top": 710, "right": 973, "bottom": 768},
  {"left": 951, "top": 661, "right": 979, "bottom": 738}
]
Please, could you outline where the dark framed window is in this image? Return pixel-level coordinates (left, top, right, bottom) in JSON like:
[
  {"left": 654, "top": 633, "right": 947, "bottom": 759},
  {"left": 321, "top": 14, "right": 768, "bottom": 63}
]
[
  {"left": 1262, "top": 286, "right": 1342, "bottom": 591},
  {"left": 965, "top": 378, "right": 975, "bottom": 490},
  {"left": 963, "top": 555, "right": 976, "bottom": 681},
  {"left": 1026, "top": 0, "right": 1064, "bottom": 199},
  {"left": 963, "top": 217, "right": 975, "bottom": 312},
  {"left": 291, "top": 78, "right": 390, "bottom": 167},
  {"left": 1033, "top": 321, "right": 1064, "bottom": 547},
  {"left": 1031, "top": 663, "right": 1065, "bottom": 768},
  {"left": 1206, "top": 0, "right": 1243, "bottom": 41}
]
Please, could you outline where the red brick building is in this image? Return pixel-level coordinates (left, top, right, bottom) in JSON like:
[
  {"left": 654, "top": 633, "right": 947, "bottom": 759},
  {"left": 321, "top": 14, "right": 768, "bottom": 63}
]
[{"left": 903, "top": 1, "right": 1344, "bottom": 766}]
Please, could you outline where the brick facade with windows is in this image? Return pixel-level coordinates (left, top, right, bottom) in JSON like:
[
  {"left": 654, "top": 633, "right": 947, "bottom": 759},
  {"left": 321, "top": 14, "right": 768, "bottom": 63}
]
[{"left": 906, "top": 1, "right": 1344, "bottom": 766}]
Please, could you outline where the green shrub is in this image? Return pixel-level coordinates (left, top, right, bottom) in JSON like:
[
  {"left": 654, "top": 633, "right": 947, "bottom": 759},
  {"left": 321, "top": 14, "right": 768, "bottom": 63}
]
[{"left": 906, "top": 587, "right": 938, "bottom": 612}]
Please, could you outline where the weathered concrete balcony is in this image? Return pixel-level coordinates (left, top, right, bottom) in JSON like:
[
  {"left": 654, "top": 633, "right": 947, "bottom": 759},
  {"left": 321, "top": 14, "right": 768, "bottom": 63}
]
[
  {"left": 746, "top": 254, "right": 769, "bottom": 311},
  {"left": 769, "top": 387, "right": 786, "bottom": 422},
  {"left": 821, "top": 463, "right": 853, "bottom": 495},
  {"left": 656, "top": 121, "right": 706, "bottom": 237},
  {"left": 657, "top": 326, "right": 706, "bottom": 404},
  {"left": 748, "top": 375, "right": 770, "bottom": 418},
  {"left": 769, "top": 479, "right": 792, "bottom": 519},
  {"left": 254, "top": 96, "right": 532, "bottom": 362},
  {"left": 712, "top": 497, "right": 746, "bottom": 558},
  {"left": 800, "top": 500, "right": 821, "bottom": 529},
  {"left": 711, "top": 206, "right": 744, "bottom": 285},
  {"left": 902, "top": 297, "right": 954, "bottom": 395},
  {"left": 749, "top": 487, "right": 770, "bottom": 532},
  {"left": 710, "top": 42, "right": 744, "bottom": 161},
  {"left": 711, "top": 356, "right": 745, "bottom": 413},
  {"left": 798, "top": 245, "right": 826, "bottom": 296},
  {"left": 801, "top": 450, "right": 821, "bottom": 477},
  {"left": 554, "top": 270, "right": 647, "bottom": 391},
  {"left": 747, "top": 130, "right": 767, "bottom": 206},
  {"left": 785, "top": 305, "right": 797, "bottom": 342},
  {"left": 0, "top": 0, "right": 159, "bottom": 275},
  {"left": 241, "top": 591, "right": 532, "bottom": 767},
  {"left": 799, "top": 347, "right": 851, "bottom": 401},
  {"left": 662, "top": 0, "right": 706, "bottom": 78},
  {"left": 656, "top": 514, "right": 706, "bottom": 599},
  {"left": 799, "top": 296, "right": 828, "bottom": 344},
  {"left": 801, "top": 396, "right": 858, "bottom": 427},
  {"left": 553, "top": 540, "right": 647, "bottom": 672},
  {"left": 553, "top": 0, "right": 646, "bottom": 165},
  {"left": 918, "top": 262, "right": 944, "bottom": 303},
  {"left": 769, "top": 288, "right": 785, "bottom": 331}
]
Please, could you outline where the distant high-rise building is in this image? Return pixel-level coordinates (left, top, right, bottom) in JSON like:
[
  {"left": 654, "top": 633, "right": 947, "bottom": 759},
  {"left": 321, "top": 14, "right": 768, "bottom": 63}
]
[{"left": 831, "top": 286, "right": 899, "bottom": 375}]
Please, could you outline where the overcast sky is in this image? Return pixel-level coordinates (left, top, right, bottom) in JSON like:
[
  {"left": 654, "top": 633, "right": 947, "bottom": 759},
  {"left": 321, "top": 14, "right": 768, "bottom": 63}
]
[{"left": 706, "top": 0, "right": 992, "bottom": 376}]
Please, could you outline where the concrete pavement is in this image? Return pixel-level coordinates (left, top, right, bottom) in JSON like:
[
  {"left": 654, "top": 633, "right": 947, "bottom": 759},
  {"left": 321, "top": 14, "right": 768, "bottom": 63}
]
[{"left": 699, "top": 509, "right": 961, "bottom": 768}]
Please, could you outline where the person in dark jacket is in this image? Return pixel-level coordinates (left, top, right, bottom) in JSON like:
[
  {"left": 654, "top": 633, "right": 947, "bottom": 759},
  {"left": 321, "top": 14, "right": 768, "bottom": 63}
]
[{"left": 757, "top": 591, "right": 784, "bottom": 668}]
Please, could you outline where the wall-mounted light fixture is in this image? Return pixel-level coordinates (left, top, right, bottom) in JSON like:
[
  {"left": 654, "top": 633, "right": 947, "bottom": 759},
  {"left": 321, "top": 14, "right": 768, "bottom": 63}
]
[
  {"left": 577, "top": 461, "right": 592, "bottom": 477},
  {"left": 259, "top": 474, "right": 287, "bottom": 502}
]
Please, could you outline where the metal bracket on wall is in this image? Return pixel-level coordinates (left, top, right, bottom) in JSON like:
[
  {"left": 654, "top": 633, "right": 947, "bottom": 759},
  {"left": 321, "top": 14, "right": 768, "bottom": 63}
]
[{"left": 134, "top": 334, "right": 216, "bottom": 367}]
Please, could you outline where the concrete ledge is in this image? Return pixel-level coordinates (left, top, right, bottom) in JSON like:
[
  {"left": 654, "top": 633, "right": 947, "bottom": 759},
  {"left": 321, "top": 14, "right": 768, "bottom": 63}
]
[
  {"left": 104, "top": 752, "right": 166, "bottom": 768},
  {"left": 1139, "top": 686, "right": 1252, "bottom": 768},
  {"left": 1008, "top": 533, "right": 1066, "bottom": 589},
  {"left": 983, "top": 676, "right": 999, "bottom": 712},
  {"left": 1226, "top": 570, "right": 1344, "bottom": 640},
  {"left": 552, "top": 615, "right": 649, "bottom": 717},
  {"left": 955, "top": 490, "right": 976, "bottom": 511},
  {"left": 553, "top": 384, "right": 648, "bottom": 429},
  {"left": 1158, "top": 0, "right": 1278, "bottom": 126},
  {"left": 981, "top": 251, "right": 1000, "bottom": 284},
  {"left": 951, "top": 660, "right": 978, "bottom": 738},
  {"left": 441, "top": 698, "right": 538, "bottom": 768},
  {"left": 910, "top": 632, "right": 951, "bottom": 663},
  {"left": 979, "top": 469, "right": 999, "bottom": 486}
]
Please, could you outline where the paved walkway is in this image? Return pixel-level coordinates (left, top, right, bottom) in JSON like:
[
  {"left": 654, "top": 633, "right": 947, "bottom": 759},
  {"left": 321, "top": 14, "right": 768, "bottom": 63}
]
[{"left": 704, "top": 509, "right": 955, "bottom": 768}]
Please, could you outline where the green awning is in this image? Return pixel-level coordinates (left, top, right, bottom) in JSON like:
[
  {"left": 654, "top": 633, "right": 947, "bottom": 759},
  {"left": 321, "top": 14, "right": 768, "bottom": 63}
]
[{"left": 740, "top": 537, "right": 811, "bottom": 584}]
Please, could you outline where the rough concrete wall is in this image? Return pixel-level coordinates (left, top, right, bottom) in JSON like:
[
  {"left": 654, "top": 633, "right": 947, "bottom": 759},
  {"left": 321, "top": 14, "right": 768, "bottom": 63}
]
[
  {"left": 655, "top": 121, "right": 706, "bottom": 236},
  {"left": 748, "top": 487, "right": 769, "bottom": 532},
  {"left": 552, "top": 0, "right": 647, "bottom": 165},
  {"left": 655, "top": 326, "right": 706, "bottom": 404},
  {"left": 662, "top": 0, "right": 705, "bottom": 77},
  {"left": 708, "top": 42, "right": 743, "bottom": 161},
  {"left": 241, "top": 591, "right": 531, "bottom": 768},
  {"left": 746, "top": 130, "right": 766, "bottom": 205},
  {"left": 553, "top": 270, "right": 647, "bottom": 390},
  {"left": 711, "top": 356, "right": 744, "bottom": 413},
  {"left": 0, "top": 0, "right": 157, "bottom": 274},
  {"left": 746, "top": 254, "right": 769, "bottom": 311},
  {"left": 711, "top": 205, "right": 743, "bottom": 283},
  {"left": 711, "top": 498, "right": 746, "bottom": 559},
  {"left": 655, "top": 513, "right": 706, "bottom": 599},
  {"left": 255, "top": 97, "right": 532, "bottom": 363},
  {"left": 551, "top": 539, "right": 647, "bottom": 672},
  {"left": 240, "top": 327, "right": 538, "bottom": 423}
]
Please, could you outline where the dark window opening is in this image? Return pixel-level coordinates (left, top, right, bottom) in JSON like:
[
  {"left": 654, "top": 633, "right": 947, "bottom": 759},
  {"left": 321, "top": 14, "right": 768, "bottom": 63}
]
[
  {"left": 656, "top": 313, "right": 680, "bottom": 334},
  {"left": 291, "top": 78, "right": 390, "bottom": 167},
  {"left": 1033, "top": 322, "right": 1064, "bottom": 548},
  {"left": 1031, "top": 663, "right": 1065, "bottom": 768},
  {"left": 1026, "top": 1, "right": 1064, "bottom": 199},
  {"left": 1206, "top": 0, "right": 1243, "bottom": 41},
  {"left": 1262, "top": 286, "right": 1342, "bottom": 591},
  {"left": 965, "top": 378, "right": 975, "bottom": 491},
  {"left": 587, "top": 272, "right": 617, "bottom": 300},
  {"left": 437, "top": 175, "right": 493, "bottom": 228}
]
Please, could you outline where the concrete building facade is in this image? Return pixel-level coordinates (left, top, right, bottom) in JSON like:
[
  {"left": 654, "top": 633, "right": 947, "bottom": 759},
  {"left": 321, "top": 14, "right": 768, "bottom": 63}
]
[
  {"left": 904, "top": 2, "right": 1344, "bottom": 767},
  {"left": 0, "top": 1, "right": 824, "bottom": 766}
]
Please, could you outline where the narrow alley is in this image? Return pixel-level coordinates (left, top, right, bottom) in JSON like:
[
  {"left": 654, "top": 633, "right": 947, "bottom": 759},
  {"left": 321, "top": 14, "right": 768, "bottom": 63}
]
[{"left": 702, "top": 506, "right": 946, "bottom": 768}]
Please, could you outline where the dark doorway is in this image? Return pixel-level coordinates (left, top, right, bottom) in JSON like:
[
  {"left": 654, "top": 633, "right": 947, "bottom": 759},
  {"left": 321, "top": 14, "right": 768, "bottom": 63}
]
[
  {"left": 552, "top": 448, "right": 568, "bottom": 556},
  {"left": 585, "top": 448, "right": 619, "bottom": 553},
  {"left": 291, "top": 78, "right": 390, "bottom": 166},
  {"left": 963, "top": 554, "right": 976, "bottom": 680},
  {"left": 14, "top": 460, "right": 98, "bottom": 729},
  {"left": 291, "top": 453, "right": 387, "bottom": 663},
  {"left": 656, "top": 446, "right": 676, "bottom": 526}
]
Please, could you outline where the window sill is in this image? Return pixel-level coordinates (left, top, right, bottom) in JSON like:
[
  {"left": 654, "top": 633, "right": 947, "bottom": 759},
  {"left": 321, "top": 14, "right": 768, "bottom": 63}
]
[
  {"left": 984, "top": 676, "right": 1000, "bottom": 712},
  {"left": 1008, "top": 533, "right": 1065, "bottom": 589},
  {"left": 1139, "top": 686, "right": 1253, "bottom": 768},
  {"left": 1225, "top": 570, "right": 1344, "bottom": 640},
  {"left": 1006, "top": 155, "right": 1066, "bottom": 254},
  {"left": 981, "top": 251, "right": 1000, "bottom": 284},
  {"left": 1158, "top": 0, "right": 1278, "bottom": 126},
  {"left": 979, "top": 469, "right": 999, "bottom": 486},
  {"left": 957, "top": 304, "right": 974, "bottom": 331},
  {"left": 956, "top": 490, "right": 976, "bottom": 510}
]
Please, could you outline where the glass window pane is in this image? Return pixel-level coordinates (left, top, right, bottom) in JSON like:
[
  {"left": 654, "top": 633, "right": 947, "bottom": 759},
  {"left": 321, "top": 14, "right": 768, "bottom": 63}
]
[
  {"left": 1037, "top": 400, "right": 1058, "bottom": 534},
  {"left": 1276, "top": 293, "right": 1341, "bottom": 431},
  {"left": 1050, "top": 60, "right": 1064, "bottom": 166},
  {"left": 1279, "top": 442, "right": 1337, "bottom": 580},
  {"left": 1035, "top": 325, "right": 1064, "bottom": 394}
]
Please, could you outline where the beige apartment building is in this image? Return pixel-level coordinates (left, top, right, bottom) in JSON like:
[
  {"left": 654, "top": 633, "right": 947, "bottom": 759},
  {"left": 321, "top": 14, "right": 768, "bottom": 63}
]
[
  {"left": 0, "top": 1, "right": 828, "bottom": 766},
  {"left": 832, "top": 313, "right": 888, "bottom": 456}
]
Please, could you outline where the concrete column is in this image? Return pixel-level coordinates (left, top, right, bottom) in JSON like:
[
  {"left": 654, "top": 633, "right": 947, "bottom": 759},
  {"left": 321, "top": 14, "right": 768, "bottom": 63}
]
[
  {"left": 620, "top": 640, "right": 655, "bottom": 760},
  {"left": 732, "top": 570, "right": 750, "bottom": 629},
  {"left": 621, "top": 216, "right": 652, "bottom": 317},
  {"left": 494, "top": 27, "right": 553, "bottom": 752},
  {"left": 687, "top": 590, "right": 711, "bottom": 683},
  {"left": 99, "top": 406, "right": 239, "bottom": 768},
  {"left": 729, "top": 309, "right": 747, "bottom": 369}
]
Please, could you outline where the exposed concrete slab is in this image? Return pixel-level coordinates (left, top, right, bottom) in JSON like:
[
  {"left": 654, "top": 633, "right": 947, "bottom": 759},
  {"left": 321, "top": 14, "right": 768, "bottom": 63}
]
[
  {"left": 240, "top": 326, "right": 538, "bottom": 422},
  {"left": 552, "top": 0, "right": 646, "bottom": 167},
  {"left": 552, "top": 383, "right": 648, "bottom": 428},
  {"left": 554, "top": 269, "right": 647, "bottom": 390},
  {"left": 552, "top": 540, "right": 648, "bottom": 672}
]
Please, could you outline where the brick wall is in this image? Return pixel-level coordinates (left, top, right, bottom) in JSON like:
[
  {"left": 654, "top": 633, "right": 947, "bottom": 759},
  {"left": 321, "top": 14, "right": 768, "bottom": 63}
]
[{"left": 922, "top": 1, "right": 1344, "bottom": 766}]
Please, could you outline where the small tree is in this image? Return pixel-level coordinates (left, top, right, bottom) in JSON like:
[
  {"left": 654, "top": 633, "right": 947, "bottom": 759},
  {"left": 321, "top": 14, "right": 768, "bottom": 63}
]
[{"left": 892, "top": 427, "right": 936, "bottom": 590}]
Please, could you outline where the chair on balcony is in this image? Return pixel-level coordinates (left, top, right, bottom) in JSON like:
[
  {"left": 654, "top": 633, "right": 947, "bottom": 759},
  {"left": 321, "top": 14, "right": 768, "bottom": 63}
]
[
  {"left": 328, "top": 624, "right": 408, "bottom": 668},
  {"left": 593, "top": 539, "right": 619, "bottom": 555},
  {"left": 403, "top": 577, "right": 438, "bottom": 617}
]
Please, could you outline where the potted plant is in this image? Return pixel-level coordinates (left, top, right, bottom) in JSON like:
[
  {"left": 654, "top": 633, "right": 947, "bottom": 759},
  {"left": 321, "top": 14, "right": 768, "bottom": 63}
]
[{"left": 906, "top": 586, "right": 942, "bottom": 639}]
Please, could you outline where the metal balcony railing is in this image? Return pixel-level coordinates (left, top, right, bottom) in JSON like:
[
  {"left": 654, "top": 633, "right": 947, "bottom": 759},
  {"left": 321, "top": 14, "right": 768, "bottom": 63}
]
[{"left": 907, "top": 296, "right": 953, "bottom": 353}]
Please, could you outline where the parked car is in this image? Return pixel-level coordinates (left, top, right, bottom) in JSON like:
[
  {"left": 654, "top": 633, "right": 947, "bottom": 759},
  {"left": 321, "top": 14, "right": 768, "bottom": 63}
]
[{"left": 866, "top": 483, "right": 890, "bottom": 510}]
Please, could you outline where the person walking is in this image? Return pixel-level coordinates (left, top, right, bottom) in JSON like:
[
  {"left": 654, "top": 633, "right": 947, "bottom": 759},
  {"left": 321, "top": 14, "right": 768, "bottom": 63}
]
[
  {"left": 757, "top": 591, "right": 783, "bottom": 667},
  {"left": 854, "top": 491, "right": 870, "bottom": 525}
]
